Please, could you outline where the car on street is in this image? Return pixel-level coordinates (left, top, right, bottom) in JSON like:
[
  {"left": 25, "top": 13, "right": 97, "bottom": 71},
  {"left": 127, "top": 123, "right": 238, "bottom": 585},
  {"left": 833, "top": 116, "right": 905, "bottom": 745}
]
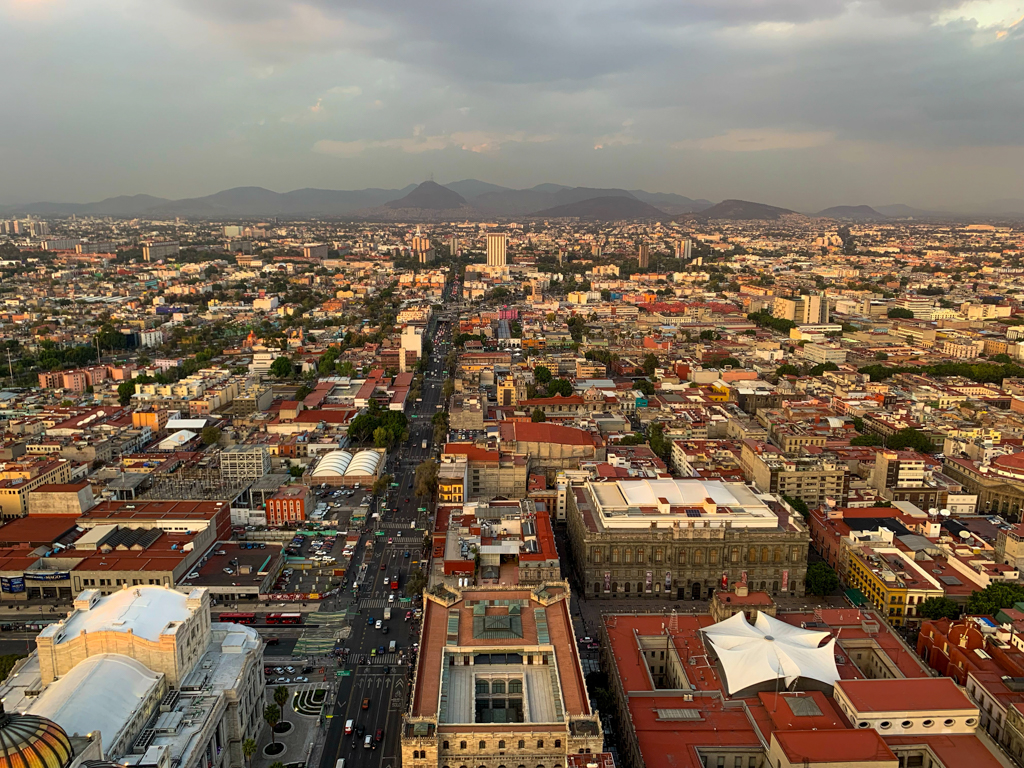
[
  {"left": 375, "top": 620, "right": 382, "bottom": 629},
  {"left": 374, "top": 729, "right": 383, "bottom": 743},
  {"left": 405, "top": 611, "right": 412, "bottom": 621},
  {"left": 367, "top": 617, "right": 374, "bottom": 626},
  {"left": 362, "top": 697, "right": 370, "bottom": 709},
  {"left": 381, "top": 626, "right": 389, "bottom": 635},
  {"left": 293, "top": 676, "right": 308, "bottom": 682},
  {"left": 378, "top": 645, "right": 385, "bottom": 655},
  {"left": 275, "top": 677, "right": 290, "bottom": 683}
]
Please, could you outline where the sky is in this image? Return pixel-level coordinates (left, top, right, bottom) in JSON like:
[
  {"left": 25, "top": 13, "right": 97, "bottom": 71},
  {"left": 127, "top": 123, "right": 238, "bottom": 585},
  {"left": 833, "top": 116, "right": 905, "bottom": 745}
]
[{"left": 1, "top": 0, "right": 1023, "bottom": 211}]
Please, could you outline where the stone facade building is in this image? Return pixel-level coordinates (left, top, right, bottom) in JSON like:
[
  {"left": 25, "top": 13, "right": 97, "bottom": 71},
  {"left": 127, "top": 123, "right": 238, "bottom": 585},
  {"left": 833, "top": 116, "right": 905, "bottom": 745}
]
[{"left": 566, "top": 478, "right": 810, "bottom": 600}]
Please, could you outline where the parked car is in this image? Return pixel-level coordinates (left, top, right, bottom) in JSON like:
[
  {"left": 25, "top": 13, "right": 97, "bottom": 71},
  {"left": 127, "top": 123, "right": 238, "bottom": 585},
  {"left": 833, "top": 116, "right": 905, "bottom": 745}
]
[{"left": 275, "top": 677, "right": 290, "bottom": 683}]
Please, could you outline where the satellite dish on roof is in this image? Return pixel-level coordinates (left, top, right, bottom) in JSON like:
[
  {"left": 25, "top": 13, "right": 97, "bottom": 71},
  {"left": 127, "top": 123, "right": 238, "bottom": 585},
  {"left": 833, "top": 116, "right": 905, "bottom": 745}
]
[
  {"left": 941, "top": 510, "right": 951, "bottom": 517},
  {"left": 928, "top": 508, "right": 938, "bottom": 516}
]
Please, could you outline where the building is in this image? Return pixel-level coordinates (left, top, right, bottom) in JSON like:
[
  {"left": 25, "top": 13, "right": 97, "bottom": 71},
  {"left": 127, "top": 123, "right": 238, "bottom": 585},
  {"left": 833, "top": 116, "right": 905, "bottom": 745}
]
[
  {"left": 219, "top": 444, "right": 271, "bottom": 485},
  {"left": 567, "top": 478, "right": 810, "bottom": 600},
  {"left": 678, "top": 238, "right": 692, "bottom": 260},
  {"left": 0, "top": 586, "right": 265, "bottom": 768},
  {"left": 638, "top": 244, "right": 650, "bottom": 269},
  {"left": 804, "top": 343, "right": 847, "bottom": 366},
  {"left": 441, "top": 445, "right": 529, "bottom": 500},
  {"left": 400, "top": 582, "right": 604, "bottom": 768},
  {"left": 265, "top": 484, "right": 313, "bottom": 526},
  {"left": 302, "top": 243, "right": 328, "bottom": 260},
  {"left": 871, "top": 450, "right": 948, "bottom": 508},
  {"left": 142, "top": 241, "right": 180, "bottom": 261},
  {"left": 432, "top": 499, "right": 560, "bottom": 587},
  {"left": 601, "top": 606, "right": 1004, "bottom": 768},
  {"left": 773, "top": 293, "right": 829, "bottom": 325},
  {"left": 741, "top": 441, "right": 850, "bottom": 506},
  {"left": 486, "top": 233, "right": 507, "bottom": 267},
  {"left": 0, "top": 459, "right": 74, "bottom": 519}
]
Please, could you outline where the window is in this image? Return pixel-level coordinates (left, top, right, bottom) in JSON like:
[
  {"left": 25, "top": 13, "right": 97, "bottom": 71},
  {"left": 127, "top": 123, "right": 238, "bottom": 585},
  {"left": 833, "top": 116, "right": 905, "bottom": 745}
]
[
  {"left": 480, "top": 741, "right": 487, "bottom": 750},
  {"left": 731, "top": 548, "right": 740, "bottom": 563},
  {"left": 518, "top": 741, "right": 525, "bottom": 750},
  {"left": 499, "top": 741, "right": 506, "bottom": 750},
  {"left": 443, "top": 742, "right": 450, "bottom": 750},
  {"left": 592, "top": 548, "right": 602, "bottom": 564},
  {"left": 476, "top": 680, "right": 489, "bottom": 695},
  {"left": 460, "top": 742, "right": 467, "bottom": 750},
  {"left": 611, "top": 548, "right": 620, "bottom": 564},
  {"left": 709, "top": 549, "right": 719, "bottom": 565},
  {"left": 761, "top": 547, "right": 770, "bottom": 563},
  {"left": 554, "top": 740, "right": 560, "bottom": 748},
  {"left": 537, "top": 740, "right": 544, "bottom": 749},
  {"left": 654, "top": 547, "right": 663, "bottom": 563},
  {"left": 509, "top": 680, "right": 523, "bottom": 694},
  {"left": 748, "top": 547, "right": 757, "bottom": 563},
  {"left": 637, "top": 548, "right": 645, "bottom": 564},
  {"left": 625, "top": 549, "right": 633, "bottom": 564}
]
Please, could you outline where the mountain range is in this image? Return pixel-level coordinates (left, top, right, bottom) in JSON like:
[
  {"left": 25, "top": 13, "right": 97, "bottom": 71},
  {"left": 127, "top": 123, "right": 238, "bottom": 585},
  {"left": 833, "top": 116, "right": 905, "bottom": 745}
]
[{"left": 1, "top": 180, "right": 1021, "bottom": 221}]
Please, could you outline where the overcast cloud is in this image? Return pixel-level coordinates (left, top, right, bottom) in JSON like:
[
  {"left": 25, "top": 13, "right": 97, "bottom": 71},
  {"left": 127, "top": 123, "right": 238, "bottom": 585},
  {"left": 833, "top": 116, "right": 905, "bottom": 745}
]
[{"left": 1, "top": 0, "right": 1022, "bottom": 210}]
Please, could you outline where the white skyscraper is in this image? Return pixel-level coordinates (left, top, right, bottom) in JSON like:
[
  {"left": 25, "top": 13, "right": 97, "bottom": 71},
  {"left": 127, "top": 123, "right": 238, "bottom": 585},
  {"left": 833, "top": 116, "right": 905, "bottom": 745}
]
[
  {"left": 486, "top": 233, "right": 507, "bottom": 267},
  {"left": 678, "top": 238, "right": 692, "bottom": 260}
]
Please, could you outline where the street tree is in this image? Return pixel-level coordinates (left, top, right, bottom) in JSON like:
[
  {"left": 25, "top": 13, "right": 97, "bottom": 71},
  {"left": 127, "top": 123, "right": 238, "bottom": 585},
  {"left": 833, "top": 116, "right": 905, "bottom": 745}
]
[{"left": 805, "top": 562, "right": 839, "bottom": 596}]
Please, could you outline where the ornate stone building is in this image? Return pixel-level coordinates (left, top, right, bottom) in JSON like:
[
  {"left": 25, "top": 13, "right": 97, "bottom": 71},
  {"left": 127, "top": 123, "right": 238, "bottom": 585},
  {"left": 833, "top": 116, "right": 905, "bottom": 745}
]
[
  {"left": 401, "top": 582, "right": 603, "bottom": 768},
  {"left": 566, "top": 478, "right": 810, "bottom": 600}
]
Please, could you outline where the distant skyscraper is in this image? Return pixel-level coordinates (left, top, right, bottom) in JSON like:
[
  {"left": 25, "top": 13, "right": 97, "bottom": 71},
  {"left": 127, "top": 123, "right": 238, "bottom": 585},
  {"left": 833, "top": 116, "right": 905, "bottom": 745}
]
[
  {"left": 449, "top": 237, "right": 460, "bottom": 256},
  {"left": 638, "top": 244, "right": 650, "bottom": 269},
  {"left": 486, "top": 233, "right": 507, "bottom": 267},
  {"left": 678, "top": 238, "right": 692, "bottom": 260}
]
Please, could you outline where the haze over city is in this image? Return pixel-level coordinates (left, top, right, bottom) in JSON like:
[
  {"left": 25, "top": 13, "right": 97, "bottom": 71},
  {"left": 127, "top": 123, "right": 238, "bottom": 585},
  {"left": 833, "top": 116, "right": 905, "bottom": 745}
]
[{"left": 2, "top": 0, "right": 1024, "bottom": 211}]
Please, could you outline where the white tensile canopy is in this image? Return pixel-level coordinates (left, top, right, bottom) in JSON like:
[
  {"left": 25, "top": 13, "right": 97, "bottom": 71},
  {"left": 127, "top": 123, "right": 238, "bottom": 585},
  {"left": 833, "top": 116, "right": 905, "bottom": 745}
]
[{"left": 701, "top": 611, "right": 841, "bottom": 696}]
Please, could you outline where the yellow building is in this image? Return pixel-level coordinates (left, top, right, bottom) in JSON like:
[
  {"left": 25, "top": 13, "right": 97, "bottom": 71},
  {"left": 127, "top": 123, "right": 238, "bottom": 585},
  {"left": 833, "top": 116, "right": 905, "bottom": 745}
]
[
  {"left": 845, "top": 547, "right": 943, "bottom": 626},
  {"left": 0, "top": 458, "right": 74, "bottom": 519}
]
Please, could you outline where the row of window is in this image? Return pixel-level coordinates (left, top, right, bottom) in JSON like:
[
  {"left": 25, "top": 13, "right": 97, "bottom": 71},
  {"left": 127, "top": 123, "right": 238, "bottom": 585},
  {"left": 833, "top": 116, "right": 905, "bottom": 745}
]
[
  {"left": 591, "top": 545, "right": 801, "bottom": 565},
  {"left": 80, "top": 577, "right": 162, "bottom": 587},
  {"left": 443, "top": 739, "right": 561, "bottom": 751}
]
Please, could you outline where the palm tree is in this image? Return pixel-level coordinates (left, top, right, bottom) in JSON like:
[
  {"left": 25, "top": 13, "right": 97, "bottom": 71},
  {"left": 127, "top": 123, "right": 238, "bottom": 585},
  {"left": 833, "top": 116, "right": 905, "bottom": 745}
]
[
  {"left": 263, "top": 704, "right": 281, "bottom": 745},
  {"left": 274, "top": 685, "right": 289, "bottom": 711},
  {"left": 242, "top": 739, "right": 257, "bottom": 768}
]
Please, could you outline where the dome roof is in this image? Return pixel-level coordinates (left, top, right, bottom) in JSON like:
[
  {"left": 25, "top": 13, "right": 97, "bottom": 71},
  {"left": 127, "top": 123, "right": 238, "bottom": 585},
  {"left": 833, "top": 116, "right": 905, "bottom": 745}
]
[{"left": 0, "top": 704, "right": 73, "bottom": 768}]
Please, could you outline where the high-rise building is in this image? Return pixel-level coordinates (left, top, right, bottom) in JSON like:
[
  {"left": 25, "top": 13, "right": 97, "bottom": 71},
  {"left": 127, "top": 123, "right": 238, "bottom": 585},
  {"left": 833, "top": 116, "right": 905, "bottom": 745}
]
[
  {"left": 449, "top": 236, "right": 460, "bottom": 256},
  {"left": 772, "top": 292, "right": 829, "bottom": 325},
  {"left": 678, "top": 238, "right": 692, "bottom": 259},
  {"left": 486, "top": 233, "right": 507, "bottom": 267},
  {"left": 142, "top": 241, "right": 180, "bottom": 261},
  {"left": 638, "top": 243, "right": 650, "bottom": 269}
]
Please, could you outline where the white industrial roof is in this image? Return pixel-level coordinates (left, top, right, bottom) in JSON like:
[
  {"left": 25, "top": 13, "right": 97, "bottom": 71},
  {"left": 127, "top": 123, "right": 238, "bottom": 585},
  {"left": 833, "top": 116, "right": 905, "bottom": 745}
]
[
  {"left": 44, "top": 586, "right": 192, "bottom": 644},
  {"left": 315, "top": 450, "right": 353, "bottom": 476},
  {"left": 345, "top": 450, "right": 381, "bottom": 476},
  {"left": 27, "top": 653, "right": 163, "bottom": 742},
  {"left": 157, "top": 430, "right": 197, "bottom": 450},
  {"left": 701, "top": 612, "right": 840, "bottom": 696},
  {"left": 587, "top": 479, "right": 779, "bottom": 529}
]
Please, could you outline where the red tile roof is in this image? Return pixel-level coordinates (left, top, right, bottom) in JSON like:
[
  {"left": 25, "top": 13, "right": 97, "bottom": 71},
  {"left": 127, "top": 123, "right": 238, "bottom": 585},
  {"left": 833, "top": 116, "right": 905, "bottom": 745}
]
[
  {"left": 774, "top": 729, "right": 896, "bottom": 764},
  {"left": 836, "top": 677, "right": 974, "bottom": 713}
]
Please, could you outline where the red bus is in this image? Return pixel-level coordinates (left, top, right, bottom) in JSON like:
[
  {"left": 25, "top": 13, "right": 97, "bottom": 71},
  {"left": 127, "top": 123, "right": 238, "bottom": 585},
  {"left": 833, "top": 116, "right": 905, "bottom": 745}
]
[
  {"left": 390, "top": 575, "right": 399, "bottom": 590},
  {"left": 265, "top": 613, "right": 303, "bottom": 625},
  {"left": 218, "top": 612, "right": 257, "bottom": 625}
]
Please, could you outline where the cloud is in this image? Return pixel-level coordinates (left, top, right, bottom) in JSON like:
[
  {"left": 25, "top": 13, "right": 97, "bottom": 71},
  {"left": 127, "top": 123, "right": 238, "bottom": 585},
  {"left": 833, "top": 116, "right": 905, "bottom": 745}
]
[
  {"left": 674, "top": 129, "right": 835, "bottom": 152},
  {"left": 313, "top": 128, "right": 554, "bottom": 158}
]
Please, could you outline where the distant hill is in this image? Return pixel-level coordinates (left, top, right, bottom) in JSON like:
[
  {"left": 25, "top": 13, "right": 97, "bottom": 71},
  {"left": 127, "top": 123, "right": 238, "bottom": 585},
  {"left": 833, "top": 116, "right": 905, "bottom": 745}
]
[
  {"left": 630, "top": 190, "right": 714, "bottom": 215},
  {"left": 816, "top": 205, "right": 887, "bottom": 220},
  {"left": 475, "top": 186, "right": 640, "bottom": 217},
  {"left": 528, "top": 195, "right": 668, "bottom": 220},
  {"left": 143, "top": 185, "right": 416, "bottom": 218},
  {"left": 874, "top": 203, "right": 950, "bottom": 219},
  {"left": 443, "top": 179, "right": 510, "bottom": 200},
  {"left": 1, "top": 179, "right": 721, "bottom": 220},
  {"left": 352, "top": 181, "right": 477, "bottom": 220},
  {"left": 384, "top": 180, "right": 468, "bottom": 210},
  {"left": 690, "top": 199, "right": 799, "bottom": 221}
]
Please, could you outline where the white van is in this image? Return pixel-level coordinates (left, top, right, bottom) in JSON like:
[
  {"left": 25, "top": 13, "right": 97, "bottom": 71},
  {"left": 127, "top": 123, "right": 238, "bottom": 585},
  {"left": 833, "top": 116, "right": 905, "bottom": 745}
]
[
  {"left": 344, "top": 719, "right": 353, "bottom": 735},
  {"left": 363, "top": 735, "right": 372, "bottom": 749},
  {"left": 389, "top": 640, "right": 396, "bottom": 653},
  {"left": 335, "top": 760, "right": 346, "bottom": 768}
]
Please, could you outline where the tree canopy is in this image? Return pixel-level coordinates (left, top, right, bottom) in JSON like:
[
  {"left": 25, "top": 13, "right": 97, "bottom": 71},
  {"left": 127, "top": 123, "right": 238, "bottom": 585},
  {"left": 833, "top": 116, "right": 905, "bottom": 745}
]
[
  {"left": 805, "top": 562, "right": 839, "bottom": 596},
  {"left": 547, "top": 378, "right": 574, "bottom": 397},
  {"left": 966, "top": 583, "right": 1024, "bottom": 616},
  {"left": 917, "top": 596, "right": 962, "bottom": 621},
  {"left": 269, "top": 356, "right": 294, "bottom": 378}
]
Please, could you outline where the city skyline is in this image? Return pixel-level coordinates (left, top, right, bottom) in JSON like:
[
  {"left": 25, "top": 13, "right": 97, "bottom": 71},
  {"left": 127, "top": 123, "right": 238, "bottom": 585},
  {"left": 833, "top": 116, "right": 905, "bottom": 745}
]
[{"left": 2, "top": 0, "right": 1023, "bottom": 210}]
